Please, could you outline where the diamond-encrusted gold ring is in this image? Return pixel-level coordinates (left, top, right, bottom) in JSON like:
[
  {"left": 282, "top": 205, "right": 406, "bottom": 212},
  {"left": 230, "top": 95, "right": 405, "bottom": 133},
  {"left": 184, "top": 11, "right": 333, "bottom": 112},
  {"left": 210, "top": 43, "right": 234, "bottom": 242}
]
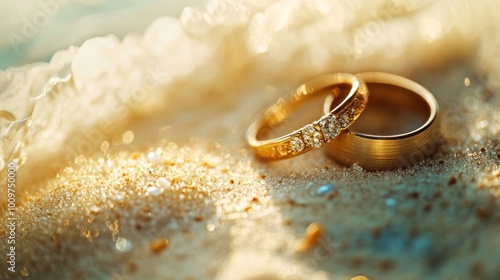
[
  {"left": 324, "top": 72, "right": 440, "bottom": 170},
  {"left": 246, "top": 73, "right": 369, "bottom": 161}
]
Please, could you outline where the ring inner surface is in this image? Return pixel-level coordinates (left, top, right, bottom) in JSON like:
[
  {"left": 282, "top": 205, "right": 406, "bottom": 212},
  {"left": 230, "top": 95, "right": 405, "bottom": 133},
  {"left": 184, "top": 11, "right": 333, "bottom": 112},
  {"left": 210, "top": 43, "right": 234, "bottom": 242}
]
[
  {"left": 343, "top": 83, "right": 430, "bottom": 137},
  {"left": 257, "top": 83, "right": 352, "bottom": 140}
]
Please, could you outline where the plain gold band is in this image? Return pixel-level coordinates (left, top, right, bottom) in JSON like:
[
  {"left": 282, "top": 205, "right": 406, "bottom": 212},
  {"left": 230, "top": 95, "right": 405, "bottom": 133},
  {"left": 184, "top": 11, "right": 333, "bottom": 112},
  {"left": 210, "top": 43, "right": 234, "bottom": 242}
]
[
  {"left": 324, "top": 72, "right": 440, "bottom": 171},
  {"left": 247, "top": 73, "right": 369, "bottom": 161}
]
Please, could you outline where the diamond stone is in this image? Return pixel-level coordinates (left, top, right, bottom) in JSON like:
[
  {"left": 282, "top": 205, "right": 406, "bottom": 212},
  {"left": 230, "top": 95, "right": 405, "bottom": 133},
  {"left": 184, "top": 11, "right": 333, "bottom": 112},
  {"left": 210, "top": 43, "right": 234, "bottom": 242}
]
[
  {"left": 339, "top": 113, "right": 351, "bottom": 128},
  {"left": 289, "top": 136, "right": 305, "bottom": 152},
  {"left": 349, "top": 106, "right": 357, "bottom": 117},
  {"left": 276, "top": 145, "right": 289, "bottom": 156},
  {"left": 302, "top": 125, "right": 323, "bottom": 148},
  {"left": 320, "top": 116, "right": 340, "bottom": 141},
  {"left": 352, "top": 98, "right": 362, "bottom": 108}
]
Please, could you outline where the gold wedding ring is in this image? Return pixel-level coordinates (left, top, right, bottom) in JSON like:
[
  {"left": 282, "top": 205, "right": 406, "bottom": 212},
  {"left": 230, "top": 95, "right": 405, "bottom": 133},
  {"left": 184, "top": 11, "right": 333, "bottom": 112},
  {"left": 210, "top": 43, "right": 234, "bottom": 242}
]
[
  {"left": 246, "top": 73, "right": 369, "bottom": 160},
  {"left": 324, "top": 72, "right": 440, "bottom": 170}
]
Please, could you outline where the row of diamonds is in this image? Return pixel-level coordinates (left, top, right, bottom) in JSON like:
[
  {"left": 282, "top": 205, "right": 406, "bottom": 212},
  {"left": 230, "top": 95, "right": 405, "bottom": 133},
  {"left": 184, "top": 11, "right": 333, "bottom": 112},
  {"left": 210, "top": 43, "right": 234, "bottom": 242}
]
[{"left": 284, "top": 97, "right": 365, "bottom": 154}]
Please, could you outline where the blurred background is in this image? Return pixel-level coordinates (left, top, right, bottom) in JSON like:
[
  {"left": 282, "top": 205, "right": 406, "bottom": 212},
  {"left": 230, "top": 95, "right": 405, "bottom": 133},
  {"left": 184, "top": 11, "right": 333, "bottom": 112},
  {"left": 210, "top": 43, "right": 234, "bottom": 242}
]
[{"left": 0, "top": 0, "right": 204, "bottom": 70}]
